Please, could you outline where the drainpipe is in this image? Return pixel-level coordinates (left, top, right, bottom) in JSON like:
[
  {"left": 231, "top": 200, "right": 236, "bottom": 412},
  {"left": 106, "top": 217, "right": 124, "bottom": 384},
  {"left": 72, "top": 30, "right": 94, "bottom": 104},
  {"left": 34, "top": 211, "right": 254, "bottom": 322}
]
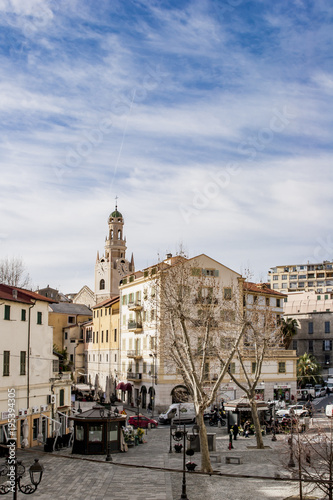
[{"left": 27, "top": 301, "right": 36, "bottom": 409}]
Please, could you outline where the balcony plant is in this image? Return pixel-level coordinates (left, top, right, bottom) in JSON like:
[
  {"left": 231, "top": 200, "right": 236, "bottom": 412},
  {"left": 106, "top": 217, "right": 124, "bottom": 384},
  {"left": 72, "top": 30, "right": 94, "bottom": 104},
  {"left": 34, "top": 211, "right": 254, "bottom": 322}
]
[
  {"left": 174, "top": 443, "right": 183, "bottom": 453},
  {"left": 185, "top": 461, "right": 197, "bottom": 471}
]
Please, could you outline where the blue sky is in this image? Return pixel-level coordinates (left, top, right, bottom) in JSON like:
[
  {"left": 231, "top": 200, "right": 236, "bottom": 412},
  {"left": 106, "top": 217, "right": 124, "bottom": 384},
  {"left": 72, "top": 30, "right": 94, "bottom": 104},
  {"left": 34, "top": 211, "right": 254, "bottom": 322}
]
[{"left": 0, "top": 0, "right": 332, "bottom": 292}]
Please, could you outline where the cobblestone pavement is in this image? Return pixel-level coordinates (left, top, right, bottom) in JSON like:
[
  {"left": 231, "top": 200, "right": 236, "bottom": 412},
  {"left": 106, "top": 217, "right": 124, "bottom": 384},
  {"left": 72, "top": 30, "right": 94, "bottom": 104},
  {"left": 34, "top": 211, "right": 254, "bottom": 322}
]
[{"left": 11, "top": 423, "right": 325, "bottom": 500}]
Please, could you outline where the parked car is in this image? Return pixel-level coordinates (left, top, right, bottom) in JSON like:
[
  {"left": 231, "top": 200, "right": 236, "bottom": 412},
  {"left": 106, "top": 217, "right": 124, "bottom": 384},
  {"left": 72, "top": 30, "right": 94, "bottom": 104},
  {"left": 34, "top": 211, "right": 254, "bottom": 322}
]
[
  {"left": 127, "top": 415, "right": 158, "bottom": 429},
  {"left": 276, "top": 405, "right": 309, "bottom": 419},
  {"left": 315, "top": 386, "right": 327, "bottom": 398}
]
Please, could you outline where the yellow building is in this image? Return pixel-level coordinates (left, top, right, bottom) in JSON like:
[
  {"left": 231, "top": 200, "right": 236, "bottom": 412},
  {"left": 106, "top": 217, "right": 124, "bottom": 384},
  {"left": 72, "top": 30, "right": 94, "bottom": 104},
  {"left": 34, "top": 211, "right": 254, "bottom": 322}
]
[{"left": 86, "top": 297, "right": 120, "bottom": 397}]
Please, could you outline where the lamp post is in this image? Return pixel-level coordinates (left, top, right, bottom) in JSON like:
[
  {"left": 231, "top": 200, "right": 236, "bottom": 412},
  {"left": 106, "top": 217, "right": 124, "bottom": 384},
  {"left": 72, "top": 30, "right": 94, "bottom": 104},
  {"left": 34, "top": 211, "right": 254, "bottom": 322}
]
[
  {"left": 171, "top": 423, "right": 199, "bottom": 500},
  {"left": 288, "top": 408, "right": 295, "bottom": 468},
  {"left": 99, "top": 407, "right": 119, "bottom": 462},
  {"left": 0, "top": 456, "right": 44, "bottom": 499},
  {"left": 271, "top": 403, "right": 277, "bottom": 442},
  {"left": 149, "top": 353, "right": 157, "bottom": 419}
]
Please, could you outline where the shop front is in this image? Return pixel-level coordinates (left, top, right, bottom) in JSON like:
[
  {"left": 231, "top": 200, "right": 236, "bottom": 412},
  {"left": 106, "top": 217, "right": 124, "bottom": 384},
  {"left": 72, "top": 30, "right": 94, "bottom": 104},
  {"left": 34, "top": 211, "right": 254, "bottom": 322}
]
[{"left": 273, "top": 384, "right": 291, "bottom": 403}]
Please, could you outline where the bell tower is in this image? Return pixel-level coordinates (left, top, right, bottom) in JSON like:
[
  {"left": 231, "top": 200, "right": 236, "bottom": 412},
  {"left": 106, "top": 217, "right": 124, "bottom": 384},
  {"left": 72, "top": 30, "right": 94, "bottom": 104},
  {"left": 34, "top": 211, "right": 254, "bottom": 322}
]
[{"left": 95, "top": 203, "right": 134, "bottom": 303}]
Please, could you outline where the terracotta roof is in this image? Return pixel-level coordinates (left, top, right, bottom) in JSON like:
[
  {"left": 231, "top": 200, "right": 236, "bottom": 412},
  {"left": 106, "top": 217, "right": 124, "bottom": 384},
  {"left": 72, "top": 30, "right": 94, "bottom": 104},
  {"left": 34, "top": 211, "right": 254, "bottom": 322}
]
[
  {"left": 92, "top": 296, "right": 119, "bottom": 309},
  {"left": 243, "top": 282, "right": 287, "bottom": 297},
  {"left": 0, "top": 283, "right": 57, "bottom": 304}
]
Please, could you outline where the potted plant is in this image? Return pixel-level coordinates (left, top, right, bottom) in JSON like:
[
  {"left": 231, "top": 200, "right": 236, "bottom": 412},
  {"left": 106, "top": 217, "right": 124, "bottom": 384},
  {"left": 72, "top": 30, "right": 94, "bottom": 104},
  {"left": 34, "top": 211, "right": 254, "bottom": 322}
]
[
  {"left": 174, "top": 443, "right": 183, "bottom": 453},
  {"left": 185, "top": 461, "right": 197, "bottom": 471}
]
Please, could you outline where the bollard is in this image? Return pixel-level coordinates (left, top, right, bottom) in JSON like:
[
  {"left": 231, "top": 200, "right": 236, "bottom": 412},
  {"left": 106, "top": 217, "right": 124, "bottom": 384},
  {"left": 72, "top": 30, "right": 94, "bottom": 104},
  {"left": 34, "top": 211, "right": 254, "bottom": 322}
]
[{"left": 228, "top": 432, "right": 233, "bottom": 449}]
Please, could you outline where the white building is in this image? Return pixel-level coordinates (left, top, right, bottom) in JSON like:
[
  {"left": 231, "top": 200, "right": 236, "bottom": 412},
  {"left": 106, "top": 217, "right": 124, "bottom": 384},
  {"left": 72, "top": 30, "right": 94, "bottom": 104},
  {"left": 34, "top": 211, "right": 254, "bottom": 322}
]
[{"left": 0, "top": 284, "right": 71, "bottom": 448}]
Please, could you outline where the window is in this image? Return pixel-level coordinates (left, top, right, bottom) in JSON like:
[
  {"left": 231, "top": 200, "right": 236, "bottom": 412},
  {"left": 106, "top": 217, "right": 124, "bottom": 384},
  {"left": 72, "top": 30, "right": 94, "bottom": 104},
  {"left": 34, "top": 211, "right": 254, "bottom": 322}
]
[
  {"left": 93, "top": 331, "right": 95, "bottom": 343},
  {"left": 325, "top": 322, "right": 330, "bottom": 333},
  {"left": 228, "top": 362, "right": 235, "bottom": 374},
  {"left": 281, "top": 283, "right": 288, "bottom": 289},
  {"left": 308, "top": 322, "right": 313, "bottom": 334},
  {"left": 3, "top": 351, "right": 10, "bottom": 376},
  {"left": 106, "top": 354, "right": 108, "bottom": 362},
  {"left": 68, "top": 316, "right": 75, "bottom": 324},
  {"left": 251, "top": 362, "right": 256, "bottom": 374},
  {"left": 191, "top": 267, "right": 201, "bottom": 276},
  {"left": 253, "top": 295, "right": 258, "bottom": 304},
  {"left": 273, "top": 284, "right": 279, "bottom": 289},
  {"left": 273, "top": 275, "right": 278, "bottom": 281},
  {"left": 282, "top": 275, "right": 287, "bottom": 280},
  {"left": 101, "top": 331, "right": 104, "bottom": 343},
  {"left": 96, "top": 332, "right": 98, "bottom": 343},
  {"left": 100, "top": 279, "right": 105, "bottom": 290},
  {"left": 323, "top": 340, "right": 332, "bottom": 351},
  {"left": 64, "top": 332, "right": 68, "bottom": 340},
  {"left": 143, "top": 362, "right": 147, "bottom": 373},
  {"left": 59, "top": 389, "right": 64, "bottom": 406},
  {"left": 4, "top": 305, "right": 10, "bottom": 321},
  {"left": 308, "top": 340, "right": 313, "bottom": 352},
  {"left": 317, "top": 295, "right": 321, "bottom": 301},
  {"left": 53, "top": 359, "right": 59, "bottom": 372},
  {"left": 21, "top": 309, "right": 26, "bottom": 321},
  {"left": 114, "top": 329, "right": 117, "bottom": 342},
  {"left": 223, "top": 288, "right": 232, "bottom": 300},
  {"left": 106, "top": 330, "right": 108, "bottom": 343},
  {"left": 276, "top": 299, "right": 281, "bottom": 307},
  {"left": 292, "top": 340, "right": 297, "bottom": 351},
  {"left": 278, "top": 362, "right": 286, "bottom": 373},
  {"left": 19, "top": 351, "right": 26, "bottom": 375},
  {"left": 101, "top": 309, "right": 103, "bottom": 317},
  {"left": 70, "top": 354, "right": 73, "bottom": 362},
  {"left": 266, "top": 298, "right": 269, "bottom": 306},
  {"left": 37, "top": 312, "right": 42, "bottom": 325}
]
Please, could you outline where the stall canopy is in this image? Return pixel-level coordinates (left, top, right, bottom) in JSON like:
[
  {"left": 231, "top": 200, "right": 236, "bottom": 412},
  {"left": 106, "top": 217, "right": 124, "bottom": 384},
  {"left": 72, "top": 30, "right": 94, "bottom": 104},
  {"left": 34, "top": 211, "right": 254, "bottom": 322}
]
[
  {"left": 224, "top": 397, "right": 269, "bottom": 412},
  {"left": 123, "top": 383, "right": 132, "bottom": 392},
  {"left": 73, "top": 384, "right": 91, "bottom": 392},
  {"left": 116, "top": 382, "right": 125, "bottom": 391}
]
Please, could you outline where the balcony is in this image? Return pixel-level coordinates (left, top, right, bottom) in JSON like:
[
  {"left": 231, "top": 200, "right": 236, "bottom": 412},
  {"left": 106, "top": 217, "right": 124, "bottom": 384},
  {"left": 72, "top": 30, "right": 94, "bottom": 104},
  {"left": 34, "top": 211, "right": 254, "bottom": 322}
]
[
  {"left": 127, "top": 350, "right": 142, "bottom": 359},
  {"left": 128, "top": 320, "right": 143, "bottom": 333},
  {"left": 127, "top": 372, "right": 142, "bottom": 380},
  {"left": 128, "top": 301, "right": 142, "bottom": 311}
]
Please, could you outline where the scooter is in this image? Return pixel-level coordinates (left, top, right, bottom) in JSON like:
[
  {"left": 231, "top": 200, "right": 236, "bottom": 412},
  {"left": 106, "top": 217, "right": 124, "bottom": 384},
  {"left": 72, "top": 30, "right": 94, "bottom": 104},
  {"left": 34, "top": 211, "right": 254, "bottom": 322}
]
[{"left": 208, "top": 412, "right": 226, "bottom": 426}]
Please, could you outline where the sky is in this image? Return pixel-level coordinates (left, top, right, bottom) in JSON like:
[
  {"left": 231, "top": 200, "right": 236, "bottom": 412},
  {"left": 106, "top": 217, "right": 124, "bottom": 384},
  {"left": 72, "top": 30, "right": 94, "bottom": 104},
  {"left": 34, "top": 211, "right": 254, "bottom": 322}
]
[{"left": 0, "top": 0, "right": 332, "bottom": 293}]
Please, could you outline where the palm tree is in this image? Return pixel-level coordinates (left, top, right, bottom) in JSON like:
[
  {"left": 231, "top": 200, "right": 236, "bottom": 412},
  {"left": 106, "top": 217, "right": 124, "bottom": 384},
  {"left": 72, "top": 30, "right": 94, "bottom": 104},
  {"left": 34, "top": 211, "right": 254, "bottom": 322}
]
[
  {"left": 281, "top": 317, "right": 298, "bottom": 349},
  {"left": 297, "top": 353, "right": 321, "bottom": 387}
]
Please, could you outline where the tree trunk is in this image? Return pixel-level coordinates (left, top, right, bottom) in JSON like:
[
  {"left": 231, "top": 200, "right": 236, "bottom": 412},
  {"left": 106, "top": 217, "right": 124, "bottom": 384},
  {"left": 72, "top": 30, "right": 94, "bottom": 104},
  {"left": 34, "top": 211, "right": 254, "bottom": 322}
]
[
  {"left": 196, "top": 411, "right": 213, "bottom": 473},
  {"left": 249, "top": 398, "right": 264, "bottom": 449}
]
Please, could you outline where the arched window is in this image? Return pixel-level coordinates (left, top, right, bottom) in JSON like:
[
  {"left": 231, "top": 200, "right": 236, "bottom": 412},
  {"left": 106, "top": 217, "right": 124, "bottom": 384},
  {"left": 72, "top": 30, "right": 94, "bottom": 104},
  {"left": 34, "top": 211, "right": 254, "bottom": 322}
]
[
  {"left": 100, "top": 279, "right": 105, "bottom": 290},
  {"left": 118, "top": 229, "right": 122, "bottom": 239},
  {"left": 110, "top": 229, "right": 113, "bottom": 239}
]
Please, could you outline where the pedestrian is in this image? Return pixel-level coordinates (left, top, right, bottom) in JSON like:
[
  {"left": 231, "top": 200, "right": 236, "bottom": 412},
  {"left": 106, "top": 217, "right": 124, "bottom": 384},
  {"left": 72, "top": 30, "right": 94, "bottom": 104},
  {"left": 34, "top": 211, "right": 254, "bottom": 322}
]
[
  {"left": 232, "top": 423, "right": 239, "bottom": 440},
  {"left": 326, "top": 386, "right": 330, "bottom": 396},
  {"left": 244, "top": 420, "right": 250, "bottom": 438},
  {"left": 147, "top": 403, "right": 152, "bottom": 413}
]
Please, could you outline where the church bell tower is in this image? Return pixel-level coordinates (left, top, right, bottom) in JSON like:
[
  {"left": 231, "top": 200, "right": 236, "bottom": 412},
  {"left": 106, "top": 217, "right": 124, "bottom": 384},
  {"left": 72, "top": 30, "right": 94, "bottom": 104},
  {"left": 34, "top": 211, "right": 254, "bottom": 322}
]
[{"left": 95, "top": 203, "right": 134, "bottom": 303}]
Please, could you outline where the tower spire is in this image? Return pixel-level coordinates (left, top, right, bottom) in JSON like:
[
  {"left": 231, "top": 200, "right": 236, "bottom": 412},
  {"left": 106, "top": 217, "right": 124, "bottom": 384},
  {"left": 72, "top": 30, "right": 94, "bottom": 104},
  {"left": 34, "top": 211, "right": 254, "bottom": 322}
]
[{"left": 115, "top": 195, "right": 118, "bottom": 211}]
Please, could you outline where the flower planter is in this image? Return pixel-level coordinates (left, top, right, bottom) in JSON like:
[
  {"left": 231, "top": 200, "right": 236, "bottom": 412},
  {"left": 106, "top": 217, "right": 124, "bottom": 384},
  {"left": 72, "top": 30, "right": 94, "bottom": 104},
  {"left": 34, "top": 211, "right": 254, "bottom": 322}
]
[
  {"left": 186, "top": 463, "right": 197, "bottom": 471},
  {"left": 174, "top": 444, "right": 183, "bottom": 453}
]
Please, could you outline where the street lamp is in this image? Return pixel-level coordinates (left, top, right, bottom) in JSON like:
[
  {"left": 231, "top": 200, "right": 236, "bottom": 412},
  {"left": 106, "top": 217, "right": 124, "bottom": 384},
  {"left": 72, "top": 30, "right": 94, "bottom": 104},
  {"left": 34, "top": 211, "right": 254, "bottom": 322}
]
[
  {"left": 149, "top": 353, "right": 157, "bottom": 419},
  {"left": 99, "top": 407, "right": 119, "bottom": 462},
  {"left": 0, "top": 457, "right": 44, "bottom": 499},
  {"left": 288, "top": 408, "right": 295, "bottom": 468},
  {"left": 171, "top": 423, "right": 199, "bottom": 500}
]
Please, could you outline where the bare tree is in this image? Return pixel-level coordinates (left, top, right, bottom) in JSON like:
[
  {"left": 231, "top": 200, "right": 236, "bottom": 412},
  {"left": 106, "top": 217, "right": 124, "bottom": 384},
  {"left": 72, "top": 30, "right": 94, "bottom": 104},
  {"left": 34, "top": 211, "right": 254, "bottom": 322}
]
[
  {"left": 0, "top": 257, "right": 31, "bottom": 288},
  {"left": 156, "top": 255, "right": 247, "bottom": 473},
  {"left": 228, "top": 288, "right": 284, "bottom": 448}
]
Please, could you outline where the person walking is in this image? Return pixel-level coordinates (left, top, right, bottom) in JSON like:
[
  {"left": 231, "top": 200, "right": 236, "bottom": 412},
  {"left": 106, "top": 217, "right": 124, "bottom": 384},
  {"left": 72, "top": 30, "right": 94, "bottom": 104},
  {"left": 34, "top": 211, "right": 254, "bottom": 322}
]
[{"left": 232, "top": 423, "right": 239, "bottom": 440}]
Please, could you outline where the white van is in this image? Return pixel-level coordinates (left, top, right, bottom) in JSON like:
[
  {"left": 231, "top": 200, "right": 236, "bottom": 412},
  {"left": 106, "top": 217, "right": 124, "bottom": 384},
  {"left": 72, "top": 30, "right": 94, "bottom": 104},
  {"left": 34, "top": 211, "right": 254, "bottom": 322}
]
[
  {"left": 326, "top": 404, "right": 333, "bottom": 418},
  {"left": 158, "top": 403, "right": 196, "bottom": 424}
]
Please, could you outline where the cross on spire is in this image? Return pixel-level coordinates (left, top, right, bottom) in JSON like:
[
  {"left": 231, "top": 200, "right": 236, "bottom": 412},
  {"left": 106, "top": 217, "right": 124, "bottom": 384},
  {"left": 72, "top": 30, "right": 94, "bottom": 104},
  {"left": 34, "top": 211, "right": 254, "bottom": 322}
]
[{"left": 115, "top": 195, "right": 118, "bottom": 210}]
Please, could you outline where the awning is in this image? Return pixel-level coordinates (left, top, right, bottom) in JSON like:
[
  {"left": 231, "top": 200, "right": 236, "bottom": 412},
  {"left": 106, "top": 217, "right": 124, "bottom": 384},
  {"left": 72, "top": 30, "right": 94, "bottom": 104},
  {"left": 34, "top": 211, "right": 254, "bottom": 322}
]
[
  {"left": 116, "top": 382, "right": 125, "bottom": 391},
  {"left": 73, "top": 384, "right": 91, "bottom": 392},
  {"left": 123, "top": 383, "right": 132, "bottom": 391},
  {"left": 224, "top": 397, "right": 269, "bottom": 412}
]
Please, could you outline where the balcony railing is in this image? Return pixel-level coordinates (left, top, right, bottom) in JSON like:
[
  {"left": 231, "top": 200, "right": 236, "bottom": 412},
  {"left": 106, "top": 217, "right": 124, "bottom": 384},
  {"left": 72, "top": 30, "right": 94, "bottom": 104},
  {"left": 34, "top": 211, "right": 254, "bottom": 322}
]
[
  {"left": 127, "top": 372, "right": 142, "bottom": 380},
  {"left": 128, "top": 321, "right": 143, "bottom": 332},
  {"left": 128, "top": 301, "right": 142, "bottom": 311},
  {"left": 127, "top": 350, "right": 142, "bottom": 359}
]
